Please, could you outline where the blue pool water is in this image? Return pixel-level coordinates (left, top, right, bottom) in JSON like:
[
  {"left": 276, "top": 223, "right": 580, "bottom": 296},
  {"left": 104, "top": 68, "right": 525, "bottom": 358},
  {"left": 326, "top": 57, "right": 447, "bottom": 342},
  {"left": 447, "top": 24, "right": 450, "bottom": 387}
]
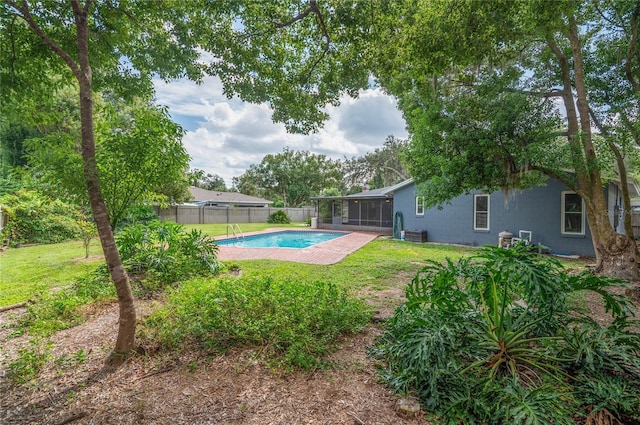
[{"left": 216, "top": 230, "right": 348, "bottom": 248}]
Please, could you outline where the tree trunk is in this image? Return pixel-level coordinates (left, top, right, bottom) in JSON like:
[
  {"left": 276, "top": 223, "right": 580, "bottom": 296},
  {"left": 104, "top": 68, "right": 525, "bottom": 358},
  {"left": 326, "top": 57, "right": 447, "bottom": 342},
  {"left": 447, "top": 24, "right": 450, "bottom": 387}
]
[
  {"left": 615, "top": 154, "right": 638, "bottom": 245},
  {"left": 72, "top": 2, "right": 136, "bottom": 365},
  {"left": 548, "top": 16, "right": 639, "bottom": 281},
  {"left": 587, "top": 208, "right": 639, "bottom": 280},
  {"left": 594, "top": 234, "right": 638, "bottom": 281},
  {"left": 588, "top": 109, "right": 638, "bottom": 253}
]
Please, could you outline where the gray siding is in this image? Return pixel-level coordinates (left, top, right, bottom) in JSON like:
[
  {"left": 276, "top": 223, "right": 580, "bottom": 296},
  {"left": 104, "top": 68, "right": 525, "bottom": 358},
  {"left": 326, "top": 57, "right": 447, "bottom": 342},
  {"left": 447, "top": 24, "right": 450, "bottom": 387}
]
[{"left": 393, "top": 179, "right": 595, "bottom": 257}]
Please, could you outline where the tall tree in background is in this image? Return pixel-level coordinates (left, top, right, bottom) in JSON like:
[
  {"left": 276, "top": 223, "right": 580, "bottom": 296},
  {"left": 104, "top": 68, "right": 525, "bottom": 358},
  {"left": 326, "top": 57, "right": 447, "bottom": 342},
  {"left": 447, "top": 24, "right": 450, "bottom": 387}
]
[
  {"left": 2, "top": 1, "right": 373, "bottom": 361},
  {"left": 26, "top": 93, "right": 190, "bottom": 229},
  {"left": 0, "top": 123, "right": 34, "bottom": 174},
  {"left": 233, "top": 147, "right": 342, "bottom": 207},
  {"left": 188, "top": 169, "right": 227, "bottom": 192},
  {"left": 343, "top": 135, "right": 408, "bottom": 192},
  {"left": 373, "top": 0, "right": 639, "bottom": 279},
  {"left": 585, "top": 1, "right": 640, "bottom": 247}
]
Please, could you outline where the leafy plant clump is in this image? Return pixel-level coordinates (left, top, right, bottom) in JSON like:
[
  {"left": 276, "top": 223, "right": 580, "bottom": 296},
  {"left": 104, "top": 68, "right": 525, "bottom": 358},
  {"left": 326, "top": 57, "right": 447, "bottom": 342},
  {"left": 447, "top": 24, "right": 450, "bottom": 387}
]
[
  {"left": 142, "top": 276, "right": 373, "bottom": 370},
  {"left": 0, "top": 189, "right": 81, "bottom": 246},
  {"left": 267, "top": 210, "right": 291, "bottom": 224},
  {"left": 115, "top": 220, "right": 221, "bottom": 293},
  {"left": 371, "top": 244, "right": 640, "bottom": 425},
  {"left": 4, "top": 339, "right": 53, "bottom": 385}
]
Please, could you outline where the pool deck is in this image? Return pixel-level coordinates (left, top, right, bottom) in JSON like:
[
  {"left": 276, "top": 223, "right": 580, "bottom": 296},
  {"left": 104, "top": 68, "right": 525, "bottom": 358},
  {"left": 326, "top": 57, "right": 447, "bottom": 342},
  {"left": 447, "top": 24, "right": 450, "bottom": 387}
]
[{"left": 215, "top": 228, "right": 379, "bottom": 265}]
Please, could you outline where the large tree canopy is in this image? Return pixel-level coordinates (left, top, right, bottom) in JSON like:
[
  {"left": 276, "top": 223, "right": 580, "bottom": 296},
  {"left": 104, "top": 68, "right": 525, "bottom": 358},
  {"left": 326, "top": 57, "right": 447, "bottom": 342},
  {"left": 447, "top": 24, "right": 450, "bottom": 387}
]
[
  {"left": 343, "top": 135, "right": 408, "bottom": 192},
  {"left": 25, "top": 92, "right": 190, "bottom": 229},
  {"left": 187, "top": 169, "right": 227, "bottom": 192},
  {"left": 233, "top": 147, "right": 342, "bottom": 207},
  {"left": 371, "top": 0, "right": 639, "bottom": 279}
]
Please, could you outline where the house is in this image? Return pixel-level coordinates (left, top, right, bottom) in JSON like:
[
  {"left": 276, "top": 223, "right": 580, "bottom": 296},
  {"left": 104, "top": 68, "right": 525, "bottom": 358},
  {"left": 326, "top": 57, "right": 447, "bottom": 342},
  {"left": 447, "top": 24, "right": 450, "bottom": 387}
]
[
  {"left": 188, "top": 187, "right": 272, "bottom": 208},
  {"left": 313, "top": 177, "right": 639, "bottom": 257}
]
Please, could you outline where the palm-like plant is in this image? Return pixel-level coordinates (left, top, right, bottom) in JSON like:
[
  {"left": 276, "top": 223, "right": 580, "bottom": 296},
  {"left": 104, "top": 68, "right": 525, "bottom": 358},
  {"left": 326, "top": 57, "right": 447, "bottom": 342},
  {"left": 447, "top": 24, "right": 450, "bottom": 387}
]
[
  {"left": 115, "top": 220, "right": 220, "bottom": 287},
  {"left": 374, "top": 244, "right": 640, "bottom": 424}
]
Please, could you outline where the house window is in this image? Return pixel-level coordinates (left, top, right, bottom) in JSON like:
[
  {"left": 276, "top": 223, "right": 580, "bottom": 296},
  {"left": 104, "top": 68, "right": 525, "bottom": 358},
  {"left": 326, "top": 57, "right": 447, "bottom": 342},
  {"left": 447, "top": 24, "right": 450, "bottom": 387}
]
[
  {"left": 474, "top": 194, "right": 489, "bottom": 230},
  {"left": 562, "top": 192, "right": 585, "bottom": 235},
  {"left": 415, "top": 196, "right": 425, "bottom": 216}
]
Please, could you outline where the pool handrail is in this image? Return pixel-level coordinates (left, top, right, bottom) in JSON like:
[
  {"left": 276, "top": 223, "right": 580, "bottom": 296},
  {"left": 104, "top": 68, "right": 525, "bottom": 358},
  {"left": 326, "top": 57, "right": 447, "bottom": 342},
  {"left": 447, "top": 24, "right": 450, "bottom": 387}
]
[{"left": 226, "top": 223, "right": 245, "bottom": 240}]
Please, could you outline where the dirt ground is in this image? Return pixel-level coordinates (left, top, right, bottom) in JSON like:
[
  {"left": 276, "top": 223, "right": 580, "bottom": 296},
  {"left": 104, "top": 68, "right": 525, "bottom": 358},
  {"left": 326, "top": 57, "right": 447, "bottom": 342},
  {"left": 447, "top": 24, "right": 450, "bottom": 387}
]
[
  {"left": 0, "top": 268, "right": 431, "bottom": 425},
  {"left": 1, "top": 262, "right": 638, "bottom": 425}
]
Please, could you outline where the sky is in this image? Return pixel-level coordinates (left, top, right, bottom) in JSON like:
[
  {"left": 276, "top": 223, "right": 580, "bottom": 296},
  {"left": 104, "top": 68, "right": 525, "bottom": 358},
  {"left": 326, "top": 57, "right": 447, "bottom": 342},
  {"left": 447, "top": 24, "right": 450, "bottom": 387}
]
[{"left": 153, "top": 76, "right": 409, "bottom": 188}]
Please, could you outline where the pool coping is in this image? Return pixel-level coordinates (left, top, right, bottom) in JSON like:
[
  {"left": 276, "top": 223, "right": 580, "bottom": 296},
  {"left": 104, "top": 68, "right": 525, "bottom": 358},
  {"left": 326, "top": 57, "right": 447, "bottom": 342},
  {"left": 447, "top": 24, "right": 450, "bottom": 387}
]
[{"left": 215, "top": 228, "right": 379, "bottom": 265}]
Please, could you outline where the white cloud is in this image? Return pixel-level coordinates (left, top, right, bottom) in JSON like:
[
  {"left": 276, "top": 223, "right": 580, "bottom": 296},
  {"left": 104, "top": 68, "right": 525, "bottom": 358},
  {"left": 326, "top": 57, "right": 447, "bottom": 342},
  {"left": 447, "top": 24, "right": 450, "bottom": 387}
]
[{"left": 153, "top": 76, "right": 408, "bottom": 187}]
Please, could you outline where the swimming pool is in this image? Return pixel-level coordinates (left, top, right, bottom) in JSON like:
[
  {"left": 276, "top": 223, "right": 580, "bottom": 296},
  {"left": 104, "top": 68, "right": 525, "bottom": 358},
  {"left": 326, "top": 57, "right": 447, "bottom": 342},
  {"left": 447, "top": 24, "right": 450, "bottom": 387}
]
[{"left": 216, "top": 230, "right": 348, "bottom": 248}]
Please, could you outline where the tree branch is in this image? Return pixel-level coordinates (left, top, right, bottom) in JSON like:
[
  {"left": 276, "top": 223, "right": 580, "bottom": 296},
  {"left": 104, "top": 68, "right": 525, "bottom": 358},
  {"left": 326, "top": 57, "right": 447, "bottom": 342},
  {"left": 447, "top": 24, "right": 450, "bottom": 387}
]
[
  {"left": 82, "top": 0, "right": 92, "bottom": 14},
  {"left": 625, "top": 2, "right": 639, "bottom": 92},
  {"left": 273, "top": 2, "right": 315, "bottom": 28},
  {"left": 592, "top": 0, "right": 626, "bottom": 30},
  {"left": 5, "top": 0, "right": 82, "bottom": 79},
  {"left": 272, "top": 0, "right": 329, "bottom": 49},
  {"left": 8, "top": 14, "right": 18, "bottom": 81},
  {"left": 271, "top": 0, "right": 330, "bottom": 82},
  {"left": 381, "top": 165, "right": 407, "bottom": 181},
  {"left": 529, "top": 165, "right": 579, "bottom": 194}
]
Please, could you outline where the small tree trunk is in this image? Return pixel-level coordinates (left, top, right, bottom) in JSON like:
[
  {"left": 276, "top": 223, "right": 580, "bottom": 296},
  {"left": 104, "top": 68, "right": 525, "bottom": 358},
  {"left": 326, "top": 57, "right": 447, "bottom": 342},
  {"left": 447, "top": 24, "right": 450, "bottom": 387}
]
[
  {"left": 73, "top": 3, "right": 136, "bottom": 365},
  {"left": 84, "top": 237, "right": 90, "bottom": 259},
  {"left": 10, "top": 0, "right": 137, "bottom": 366}
]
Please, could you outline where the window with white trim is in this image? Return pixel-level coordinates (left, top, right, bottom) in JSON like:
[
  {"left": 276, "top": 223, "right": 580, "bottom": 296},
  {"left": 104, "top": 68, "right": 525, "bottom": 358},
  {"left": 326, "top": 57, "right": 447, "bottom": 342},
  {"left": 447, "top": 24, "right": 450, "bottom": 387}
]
[
  {"left": 415, "top": 196, "right": 425, "bottom": 215},
  {"left": 561, "top": 192, "right": 585, "bottom": 235},
  {"left": 474, "top": 194, "right": 489, "bottom": 230}
]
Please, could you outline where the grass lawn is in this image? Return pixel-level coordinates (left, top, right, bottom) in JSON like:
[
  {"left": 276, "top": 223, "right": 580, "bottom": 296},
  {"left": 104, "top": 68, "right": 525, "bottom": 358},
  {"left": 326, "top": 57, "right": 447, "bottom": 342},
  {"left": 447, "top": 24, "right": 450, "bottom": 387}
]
[
  {"left": 0, "top": 223, "right": 293, "bottom": 307},
  {"left": 0, "top": 240, "right": 105, "bottom": 307},
  {"left": 0, "top": 222, "right": 588, "bottom": 308},
  {"left": 232, "top": 238, "right": 475, "bottom": 292}
]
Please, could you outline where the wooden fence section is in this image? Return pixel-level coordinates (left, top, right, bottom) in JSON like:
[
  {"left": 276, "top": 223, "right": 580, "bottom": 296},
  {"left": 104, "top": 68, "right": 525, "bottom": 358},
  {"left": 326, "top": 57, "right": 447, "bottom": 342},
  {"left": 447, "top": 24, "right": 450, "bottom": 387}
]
[
  {"left": 154, "top": 205, "right": 315, "bottom": 225},
  {"left": 632, "top": 211, "right": 640, "bottom": 239}
]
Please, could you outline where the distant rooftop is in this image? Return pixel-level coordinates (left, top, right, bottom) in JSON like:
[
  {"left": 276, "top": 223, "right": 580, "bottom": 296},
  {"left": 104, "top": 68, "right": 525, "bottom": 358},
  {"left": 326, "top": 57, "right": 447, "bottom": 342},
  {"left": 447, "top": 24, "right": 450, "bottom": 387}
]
[{"left": 188, "top": 187, "right": 272, "bottom": 207}]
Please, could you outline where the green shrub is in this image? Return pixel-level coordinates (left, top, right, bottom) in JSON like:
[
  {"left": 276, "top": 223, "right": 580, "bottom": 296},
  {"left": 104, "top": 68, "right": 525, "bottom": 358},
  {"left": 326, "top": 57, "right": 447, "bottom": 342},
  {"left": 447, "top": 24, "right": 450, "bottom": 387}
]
[
  {"left": 372, "top": 244, "right": 640, "bottom": 424},
  {"left": 0, "top": 173, "right": 23, "bottom": 197},
  {"left": 0, "top": 189, "right": 81, "bottom": 245},
  {"left": 267, "top": 210, "right": 291, "bottom": 224},
  {"left": 116, "top": 220, "right": 220, "bottom": 292},
  {"left": 115, "top": 204, "right": 158, "bottom": 231},
  {"left": 143, "top": 276, "right": 372, "bottom": 369}
]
